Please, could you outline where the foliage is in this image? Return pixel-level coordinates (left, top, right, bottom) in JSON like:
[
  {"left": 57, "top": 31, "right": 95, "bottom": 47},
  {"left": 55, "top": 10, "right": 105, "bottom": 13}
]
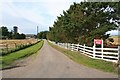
[
  {"left": 13, "top": 33, "right": 26, "bottom": 39},
  {"left": 0, "top": 26, "right": 9, "bottom": 39},
  {"left": 37, "top": 31, "right": 48, "bottom": 39},
  {"left": 108, "top": 38, "right": 114, "bottom": 42},
  {"left": 0, "top": 26, "right": 26, "bottom": 39},
  {"left": 47, "top": 2, "right": 119, "bottom": 46}
]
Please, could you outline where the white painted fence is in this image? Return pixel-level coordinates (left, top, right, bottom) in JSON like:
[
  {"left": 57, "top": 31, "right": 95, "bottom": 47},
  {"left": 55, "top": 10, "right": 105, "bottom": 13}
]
[{"left": 49, "top": 40, "right": 119, "bottom": 63}]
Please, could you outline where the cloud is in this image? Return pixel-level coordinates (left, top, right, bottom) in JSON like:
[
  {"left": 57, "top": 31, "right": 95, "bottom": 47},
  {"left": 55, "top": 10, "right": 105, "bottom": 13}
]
[
  {"left": 1, "top": 0, "right": 84, "bottom": 3},
  {"left": 1, "top": 0, "right": 118, "bottom": 35},
  {"left": 1, "top": 2, "right": 45, "bottom": 25},
  {"left": 0, "top": 1, "right": 48, "bottom": 33},
  {"left": 4, "top": 0, "right": 118, "bottom": 35},
  {"left": 106, "top": 30, "right": 119, "bottom": 36}
]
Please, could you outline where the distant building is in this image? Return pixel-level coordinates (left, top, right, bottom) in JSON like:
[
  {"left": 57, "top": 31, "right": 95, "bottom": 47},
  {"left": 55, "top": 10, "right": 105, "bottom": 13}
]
[
  {"left": 25, "top": 34, "right": 36, "bottom": 39},
  {"left": 13, "top": 26, "right": 18, "bottom": 34}
]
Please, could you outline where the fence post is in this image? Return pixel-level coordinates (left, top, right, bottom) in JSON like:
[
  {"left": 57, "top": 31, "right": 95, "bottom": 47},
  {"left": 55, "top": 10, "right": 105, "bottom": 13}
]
[
  {"left": 73, "top": 44, "right": 75, "bottom": 51},
  {"left": 68, "top": 43, "right": 70, "bottom": 50},
  {"left": 101, "top": 48, "right": 103, "bottom": 59},
  {"left": 66, "top": 43, "right": 67, "bottom": 49},
  {"left": 67, "top": 43, "right": 68, "bottom": 49},
  {"left": 118, "top": 46, "right": 120, "bottom": 63},
  {"left": 118, "top": 46, "right": 120, "bottom": 76},
  {"left": 70, "top": 43, "right": 71, "bottom": 50},
  {"left": 69, "top": 43, "right": 71, "bottom": 50},
  {"left": 59, "top": 43, "right": 60, "bottom": 47},
  {"left": 65, "top": 43, "right": 66, "bottom": 49},
  {"left": 93, "top": 45, "right": 95, "bottom": 58},
  {"left": 101, "top": 40, "right": 104, "bottom": 59},
  {"left": 77, "top": 44, "right": 79, "bottom": 51},
  {"left": 71, "top": 43, "right": 73, "bottom": 51},
  {"left": 83, "top": 44, "right": 85, "bottom": 53},
  {"left": 71, "top": 43, "right": 74, "bottom": 51}
]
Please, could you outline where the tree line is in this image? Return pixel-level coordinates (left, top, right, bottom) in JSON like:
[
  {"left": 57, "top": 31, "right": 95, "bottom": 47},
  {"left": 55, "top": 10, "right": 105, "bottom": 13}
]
[
  {"left": 0, "top": 26, "right": 26, "bottom": 39},
  {"left": 46, "top": 2, "right": 119, "bottom": 46},
  {"left": 37, "top": 31, "right": 48, "bottom": 39}
]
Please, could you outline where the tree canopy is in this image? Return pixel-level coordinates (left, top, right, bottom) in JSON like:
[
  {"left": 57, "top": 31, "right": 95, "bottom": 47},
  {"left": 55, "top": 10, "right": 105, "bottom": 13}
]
[
  {"left": 37, "top": 31, "right": 48, "bottom": 39},
  {"left": 47, "top": 2, "right": 119, "bottom": 46},
  {"left": 0, "top": 26, "right": 9, "bottom": 38},
  {"left": 0, "top": 26, "right": 26, "bottom": 39}
]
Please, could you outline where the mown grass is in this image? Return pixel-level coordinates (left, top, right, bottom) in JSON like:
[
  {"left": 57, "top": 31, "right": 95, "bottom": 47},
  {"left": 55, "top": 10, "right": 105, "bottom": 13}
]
[
  {"left": 0, "top": 40, "right": 44, "bottom": 69},
  {"left": 1, "top": 41, "right": 39, "bottom": 56},
  {"left": 48, "top": 41, "right": 118, "bottom": 74}
]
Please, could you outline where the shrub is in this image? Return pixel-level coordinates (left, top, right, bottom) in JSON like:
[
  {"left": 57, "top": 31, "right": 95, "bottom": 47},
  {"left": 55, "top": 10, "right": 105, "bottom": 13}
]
[{"left": 108, "top": 38, "right": 114, "bottom": 43}]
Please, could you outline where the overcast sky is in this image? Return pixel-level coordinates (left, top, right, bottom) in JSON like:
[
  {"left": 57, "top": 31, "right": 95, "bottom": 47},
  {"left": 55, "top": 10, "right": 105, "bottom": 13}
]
[{"left": 0, "top": 0, "right": 119, "bottom": 35}]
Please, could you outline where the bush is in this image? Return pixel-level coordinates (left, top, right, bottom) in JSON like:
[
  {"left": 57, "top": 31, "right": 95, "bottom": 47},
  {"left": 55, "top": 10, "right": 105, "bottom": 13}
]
[{"left": 108, "top": 38, "right": 114, "bottom": 42}]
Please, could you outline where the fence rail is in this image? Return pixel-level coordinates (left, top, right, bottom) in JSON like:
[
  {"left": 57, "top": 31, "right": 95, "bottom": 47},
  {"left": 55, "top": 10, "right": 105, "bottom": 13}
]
[{"left": 49, "top": 40, "right": 119, "bottom": 63}]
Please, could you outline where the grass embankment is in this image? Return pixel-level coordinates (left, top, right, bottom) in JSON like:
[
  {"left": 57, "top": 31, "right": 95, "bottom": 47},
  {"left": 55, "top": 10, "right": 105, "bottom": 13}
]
[
  {"left": 1, "top": 39, "right": 38, "bottom": 56},
  {"left": 48, "top": 41, "right": 118, "bottom": 74},
  {"left": 0, "top": 40, "right": 44, "bottom": 69},
  {"left": 1, "top": 42, "right": 39, "bottom": 56}
]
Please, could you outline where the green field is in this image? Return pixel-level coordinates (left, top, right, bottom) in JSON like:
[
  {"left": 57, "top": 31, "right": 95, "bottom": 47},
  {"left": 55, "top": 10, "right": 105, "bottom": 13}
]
[
  {"left": 48, "top": 41, "right": 118, "bottom": 74},
  {"left": 0, "top": 40, "right": 44, "bottom": 69}
]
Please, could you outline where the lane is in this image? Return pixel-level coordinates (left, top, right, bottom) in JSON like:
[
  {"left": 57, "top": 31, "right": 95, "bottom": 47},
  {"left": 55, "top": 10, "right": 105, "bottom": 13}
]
[{"left": 2, "top": 40, "right": 118, "bottom": 78}]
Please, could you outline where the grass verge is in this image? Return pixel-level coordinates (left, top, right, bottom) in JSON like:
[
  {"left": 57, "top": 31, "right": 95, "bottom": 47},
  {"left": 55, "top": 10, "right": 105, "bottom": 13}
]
[
  {"left": 48, "top": 41, "right": 118, "bottom": 74},
  {"left": 1, "top": 41, "right": 40, "bottom": 56},
  {"left": 0, "top": 40, "right": 44, "bottom": 69}
]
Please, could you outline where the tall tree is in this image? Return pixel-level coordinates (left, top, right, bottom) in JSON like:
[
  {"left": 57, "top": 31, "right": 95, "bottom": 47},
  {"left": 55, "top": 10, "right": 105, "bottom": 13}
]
[
  {"left": 47, "top": 2, "right": 119, "bottom": 46},
  {"left": 0, "top": 26, "right": 9, "bottom": 37},
  {"left": 0, "top": 26, "right": 26, "bottom": 39},
  {"left": 37, "top": 31, "right": 48, "bottom": 39}
]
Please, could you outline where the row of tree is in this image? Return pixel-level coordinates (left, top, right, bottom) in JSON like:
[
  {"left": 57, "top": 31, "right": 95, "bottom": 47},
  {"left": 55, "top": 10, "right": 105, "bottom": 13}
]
[
  {"left": 37, "top": 31, "right": 48, "bottom": 39},
  {"left": 0, "top": 26, "right": 26, "bottom": 39},
  {"left": 47, "top": 2, "right": 119, "bottom": 46}
]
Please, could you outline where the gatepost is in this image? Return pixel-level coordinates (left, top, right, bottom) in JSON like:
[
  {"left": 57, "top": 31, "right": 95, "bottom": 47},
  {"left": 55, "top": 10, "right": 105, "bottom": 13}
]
[{"left": 94, "top": 39, "right": 103, "bottom": 59}]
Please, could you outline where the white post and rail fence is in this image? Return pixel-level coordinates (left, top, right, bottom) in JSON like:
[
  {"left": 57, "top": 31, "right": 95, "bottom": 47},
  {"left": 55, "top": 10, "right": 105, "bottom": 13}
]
[{"left": 49, "top": 40, "right": 120, "bottom": 63}]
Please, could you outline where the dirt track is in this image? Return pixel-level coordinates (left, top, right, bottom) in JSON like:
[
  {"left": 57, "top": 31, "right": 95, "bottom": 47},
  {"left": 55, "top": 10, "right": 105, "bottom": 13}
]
[{"left": 2, "top": 40, "right": 118, "bottom": 78}]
